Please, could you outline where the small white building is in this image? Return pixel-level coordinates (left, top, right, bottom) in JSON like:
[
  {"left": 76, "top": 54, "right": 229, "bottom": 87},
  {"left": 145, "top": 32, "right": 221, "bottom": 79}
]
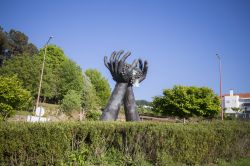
[{"left": 223, "top": 90, "right": 250, "bottom": 114}]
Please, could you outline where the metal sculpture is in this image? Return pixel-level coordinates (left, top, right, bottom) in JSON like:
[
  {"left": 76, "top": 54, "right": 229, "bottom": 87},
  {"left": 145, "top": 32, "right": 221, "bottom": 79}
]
[{"left": 100, "top": 50, "right": 148, "bottom": 121}]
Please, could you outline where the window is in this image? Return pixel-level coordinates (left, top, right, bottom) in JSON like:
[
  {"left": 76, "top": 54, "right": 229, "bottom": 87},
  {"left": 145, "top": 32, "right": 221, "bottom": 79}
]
[{"left": 239, "top": 99, "right": 250, "bottom": 103}]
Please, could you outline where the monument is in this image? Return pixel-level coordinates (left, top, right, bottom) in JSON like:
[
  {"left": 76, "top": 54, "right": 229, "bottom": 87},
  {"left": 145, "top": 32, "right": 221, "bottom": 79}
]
[{"left": 100, "top": 50, "right": 148, "bottom": 121}]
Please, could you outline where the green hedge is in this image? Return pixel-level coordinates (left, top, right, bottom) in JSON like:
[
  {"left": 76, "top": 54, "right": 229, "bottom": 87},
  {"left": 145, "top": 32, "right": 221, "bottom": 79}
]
[{"left": 0, "top": 121, "right": 249, "bottom": 165}]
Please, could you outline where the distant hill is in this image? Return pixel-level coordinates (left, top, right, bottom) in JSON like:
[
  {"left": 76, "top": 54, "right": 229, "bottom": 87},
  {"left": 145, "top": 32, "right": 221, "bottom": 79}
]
[{"left": 136, "top": 100, "right": 151, "bottom": 106}]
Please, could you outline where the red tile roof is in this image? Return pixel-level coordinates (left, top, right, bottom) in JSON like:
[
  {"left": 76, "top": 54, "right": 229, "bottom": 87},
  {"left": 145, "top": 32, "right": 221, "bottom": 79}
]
[{"left": 223, "top": 93, "right": 250, "bottom": 98}]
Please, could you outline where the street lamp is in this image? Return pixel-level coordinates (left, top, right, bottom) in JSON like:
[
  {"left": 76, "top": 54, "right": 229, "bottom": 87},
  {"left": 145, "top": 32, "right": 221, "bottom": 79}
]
[
  {"left": 35, "top": 36, "right": 53, "bottom": 109},
  {"left": 216, "top": 54, "right": 223, "bottom": 120}
]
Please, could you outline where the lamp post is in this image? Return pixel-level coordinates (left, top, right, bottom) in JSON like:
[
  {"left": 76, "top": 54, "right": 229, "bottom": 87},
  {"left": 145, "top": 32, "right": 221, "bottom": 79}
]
[
  {"left": 35, "top": 36, "right": 53, "bottom": 109},
  {"left": 216, "top": 54, "right": 223, "bottom": 120}
]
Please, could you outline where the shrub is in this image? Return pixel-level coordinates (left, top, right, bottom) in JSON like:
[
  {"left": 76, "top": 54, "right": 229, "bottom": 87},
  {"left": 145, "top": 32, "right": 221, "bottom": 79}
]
[{"left": 0, "top": 121, "right": 249, "bottom": 165}]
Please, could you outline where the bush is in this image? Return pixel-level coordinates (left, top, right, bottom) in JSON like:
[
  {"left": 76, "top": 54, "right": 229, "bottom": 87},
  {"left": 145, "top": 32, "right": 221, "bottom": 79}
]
[{"left": 0, "top": 121, "right": 249, "bottom": 165}]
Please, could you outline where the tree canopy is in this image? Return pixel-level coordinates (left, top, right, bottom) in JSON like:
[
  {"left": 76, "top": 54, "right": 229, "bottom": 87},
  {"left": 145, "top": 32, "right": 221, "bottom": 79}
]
[
  {"left": 60, "top": 90, "right": 81, "bottom": 113},
  {"left": 38, "top": 45, "right": 68, "bottom": 102},
  {"left": 0, "top": 55, "right": 40, "bottom": 97},
  {"left": 0, "top": 27, "right": 111, "bottom": 115},
  {"left": 39, "top": 45, "right": 67, "bottom": 70},
  {"left": 82, "top": 73, "right": 100, "bottom": 111},
  {"left": 152, "top": 85, "right": 221, "bottom": 119},
  {"left": 85, "top": 69, "right": 111, "bottom": 107},
  {"left": 0, "top": 45, "right": 84, "bottom": 104},
  {"left": 58, "top": 59, "right": 84, "bottom": 100},
  {"left": 0, "top": 27, "right": 38, "bottom": 65}
]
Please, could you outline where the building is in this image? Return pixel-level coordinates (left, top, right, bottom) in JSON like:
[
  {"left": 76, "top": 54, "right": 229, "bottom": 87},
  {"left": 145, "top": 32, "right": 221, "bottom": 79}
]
[{"left": 223, "top": 90, "right": 250, "bottom": 115}]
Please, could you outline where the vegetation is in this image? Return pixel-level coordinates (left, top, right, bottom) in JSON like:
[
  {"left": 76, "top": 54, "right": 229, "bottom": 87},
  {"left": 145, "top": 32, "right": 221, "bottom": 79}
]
[
  {"left": 137, "top": 106, "right": 155, "bottom": 116},
  {"left": 85, "top": 110, "right": 102, "bottom": 121},
  {"left": 136, "top": 99, "right": 151, "bottom": 106},
  {"left": 58, "top": 58, "right": 84, "bottom": 100},
  {"left": 0, "top": 26, "right": 249, "bottom": 166},
  {"left": 38, "top": 45, "right": 69, "bottom": 103},
  {"left": 81, "top": 73, "right": 101, "bottom": 120},
  {"left": 0, "top": 76, "right": 31, "bottom": 120},
  {"left": 0, "top": 45, "right": 83, "bottom": 104},
  {"left": 136, "top": 100, "right": 154, "bottom": 116},
  {"left": 231, "top": 107, "right": 242, "bottom": 113},
  {"left": 0, "top": 27, "right": 38, "bottom": 65},
  {"left": 0, "top": 27, "right": 111, "bottom": 117},
  {"left": 60, "top": 90, "right": 81, "bottom": 113},
  {"left": 0, "top": 55, "right": 41, "bottom": 97},
  {"left": 0, "top": 121, "right": 249, "bottom": 165},
  {"left": 82, "top": 73, "right": 100, "bottom": 111},
  {"left": 0, "top": 46, "right": 63, "bottom": 102},
  {"left": 152, "top": 85, "right": 221, "bottom": 119},
  {"left": 85, "top": 69, "right": 111, "bottom": 107}
]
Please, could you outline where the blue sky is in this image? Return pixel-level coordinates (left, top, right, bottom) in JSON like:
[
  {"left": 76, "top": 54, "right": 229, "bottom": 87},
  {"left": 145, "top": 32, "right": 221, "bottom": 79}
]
[{"left": 1, "top": 0, "right": 250, "bottom": 101}]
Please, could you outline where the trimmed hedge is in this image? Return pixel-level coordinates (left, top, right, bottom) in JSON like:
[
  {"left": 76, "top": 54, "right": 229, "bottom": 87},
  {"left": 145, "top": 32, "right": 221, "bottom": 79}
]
[{"left": 0, "top": 121, "right": 249, "bottom": 165}]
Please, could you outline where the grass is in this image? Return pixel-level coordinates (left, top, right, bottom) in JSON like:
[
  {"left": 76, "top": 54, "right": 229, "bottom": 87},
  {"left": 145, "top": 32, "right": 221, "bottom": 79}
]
[
  {"left": 39, "top": 103, "right": 60, "bottom": 116},
  {"left": 217, "top": 157, "right": 250, "bottom": 166}
]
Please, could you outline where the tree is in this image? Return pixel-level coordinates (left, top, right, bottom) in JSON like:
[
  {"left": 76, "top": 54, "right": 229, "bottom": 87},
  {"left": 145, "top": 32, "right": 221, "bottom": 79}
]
[
  {"left": 85, "top": 69, "right": 111, "bottom": 107},
  {"left": 231, "top": 107, "right": 242, "bottom": 113},
  {"left": 82, "top": 73, "right": 100, "bottom": 111},
  {"left": 39, "top": 45, "right": 67, "bottom": 70},
  {"left": 58, "top": 59, "right": 84, "bottom": 100},
  {"left": 231, "top": 107, "right": 242, "bottom": 117},
  {"left": 60, "top": 90, "right": 81, "bottom": 113},
  {"left": 0, "top": 76, "right": 31, "bottom": 120},
  {"left": 0, "top": 45, "right": 84, "bottom": 104},
  {"left": 8, "top": 29, "right": 38, "bottom": 56},
  {"left": 152, "top": 85, "right": 220, "bottom": 119},
  {"left": 0, "top": 55, "right": 55, "bottom": 101},
  {"left": 0, "top": 27, "right": 38, "bottom": 66},
  {"left": 37, "top": 45, "right": 68, "bottom": 103},
  {"left": 81, "top": 73, "right": 101, "bottom": 121}
]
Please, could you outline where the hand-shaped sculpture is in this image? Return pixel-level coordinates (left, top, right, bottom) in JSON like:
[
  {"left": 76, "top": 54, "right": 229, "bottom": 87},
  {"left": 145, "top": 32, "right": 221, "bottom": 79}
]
[
  {"left": 123, "top": 59, "right": 148, "bottom": 121},
  {"left": 101, "top": 51, "right": 139, "bottom": 121},
  {"left": 101, "top": 50, "right": 148, "bottom": 121},
  {"left": 104, "top": 50, "right": 139, "bottom": 83}
]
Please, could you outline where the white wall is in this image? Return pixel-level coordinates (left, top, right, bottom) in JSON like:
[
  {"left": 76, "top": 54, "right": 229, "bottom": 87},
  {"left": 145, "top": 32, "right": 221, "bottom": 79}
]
[{"left": 223, "top": 95, "right": 240, "bottom": 113}]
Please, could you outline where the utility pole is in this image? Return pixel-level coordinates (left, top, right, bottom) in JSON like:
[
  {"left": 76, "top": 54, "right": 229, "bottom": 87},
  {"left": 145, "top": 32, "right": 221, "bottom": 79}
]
[
  {"left": 216, "top": 54, "right": 223, "bottom": 120},
  {"left": 35, "top": 36, "right": 53, "bottom": 110}
]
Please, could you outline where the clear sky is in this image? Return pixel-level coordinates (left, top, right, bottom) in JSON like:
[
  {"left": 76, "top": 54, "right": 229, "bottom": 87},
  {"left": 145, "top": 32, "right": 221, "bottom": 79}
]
[{"left": 1, "top": 0, "right": 250, "bottom": 101}]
